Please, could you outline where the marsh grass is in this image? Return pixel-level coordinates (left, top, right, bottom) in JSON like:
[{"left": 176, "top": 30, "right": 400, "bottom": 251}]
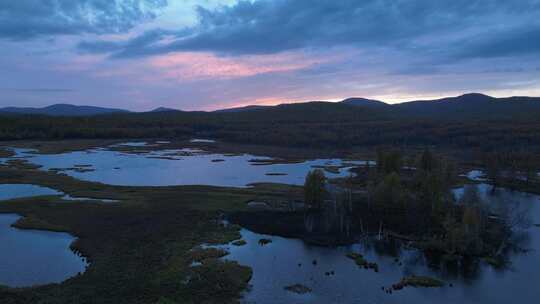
[{"left": 0, "top": 157, "right": 292, "bottom": 303}]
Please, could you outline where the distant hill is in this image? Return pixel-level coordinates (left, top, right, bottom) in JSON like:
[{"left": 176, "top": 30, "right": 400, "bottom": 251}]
[
  {"left": 215, "top": 98, "right": 387, "bottom": 113},
  {"left": 149, "top": 107, "right": 180, "bottom": 113},
  {"left": 392, "top": 93, "right": 540, "bottom": 119},
  {"left": 1, "top": 93, "right": 539, "bottom": 120},
  {"left": 0, "top": 104, "right": 129, "bottom": 116},
  {"left": 1, "top": 93, "right": 539, "bottom": 150},
  {"left": 214, "top": 105, "right": 271, "bottom": 113},
  {"left": 209, "top": 93, "right": 540, "bottom": 121},
  {"left": 219, "top": 101, "right": 383, "bottom": 122},
  {"left": 340, "top": 97, "right": 389, "bottom": 108}
]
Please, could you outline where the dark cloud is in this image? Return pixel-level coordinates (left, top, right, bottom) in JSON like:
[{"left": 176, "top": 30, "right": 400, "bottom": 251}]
[
  {"left": 451, "top": 26, "right": 540, "bottom": 60},
  {"left": 78, "top": 28, "right": 181, "bottom": 56},
  {"left": 78, "top": 0, "right": 540, "bottom": 62},
  {"left": 0, "top": 0, "right": 167, "bottom": 40}
]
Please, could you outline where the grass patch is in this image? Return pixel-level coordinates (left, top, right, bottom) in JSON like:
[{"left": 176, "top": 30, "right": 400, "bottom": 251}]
[
  {"left": 12, "top": 215, "right": 69, "bottom": 232},
  {"left": 284, "top": 284, "right": 312, "bottom": 294},
  {"left": 232, "top": 240, "right": 247, "bottom": 246},
  {"left": 346, "top": 253, "right": 379, "bottom": 272},
  {"left": 0, "top": 159, "right": 293, "bottom": 304},
  {"left": 258, "top": 238, "right": 272, "bottom": 246},
  {"left": 4, "top": 159, "right": 42, "bottom": 170},
  {"left": 190, "top": 247, "right": 229, "bottom": 263},
  {"left": 392, "top": 275, "right": 445, "bottom": 291},
  {"left": 483, "top": 256, "right": 506, "bottom": 268},
  {"left": 0, "top": 148, "right": 14, "bottom": 158}
]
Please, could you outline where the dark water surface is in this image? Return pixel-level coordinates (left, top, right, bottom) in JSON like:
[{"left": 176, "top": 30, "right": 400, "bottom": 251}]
[
  {"left": 0, "top": 214, "right": 87, "bottom": 287},
  {"left": 2, "top": 145, "right": 539, "bottom": 302},
  {"left": 0, "top": 183, "right": 117, "bottom": 203},
  {"left": 215, "top": 185, "right": 540, "bottom": 304},
  {"left": 0, "top": 184, "right": 61, "bottom": 201},
  {"left": 3, "top": 145, "right": 363, "bottom": 187}
]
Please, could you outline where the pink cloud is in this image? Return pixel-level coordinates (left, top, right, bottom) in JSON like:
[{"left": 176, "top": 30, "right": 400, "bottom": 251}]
[
  {"left": 148, "top": 51, "right": 338, "bottom": 81},
  {"left": 53, "top": 55, "right": 107, "bottom": 72}
]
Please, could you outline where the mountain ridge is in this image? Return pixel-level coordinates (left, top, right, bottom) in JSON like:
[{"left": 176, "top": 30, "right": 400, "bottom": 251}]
[
  {"left": 0, "top": 103, "right": 129, "bottom": 116},
  {"left": 1, "top": 93, "right": 539, "bottom": 118}
]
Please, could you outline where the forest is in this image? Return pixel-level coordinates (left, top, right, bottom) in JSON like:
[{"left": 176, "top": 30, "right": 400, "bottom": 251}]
[{"left": 1, "top": 101, "right": 540, "bottom": 152}]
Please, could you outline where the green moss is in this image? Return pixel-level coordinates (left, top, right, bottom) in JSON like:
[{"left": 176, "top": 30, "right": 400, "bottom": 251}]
[
  {"left": 346, "top": 253, "right": 379, "bottom": 272},
  {"left": 346, "top": 253, "right": 367, "bottom": 265},
  {"left": 258, "top": 238, "right": 272, "bottom": 246},
  {"left": 0, "top": 158, "right": 298, "bottom": 304},
  {"left": 232, "top": 239, "right": 247, "bottom": 246},
  {"left": 180, "top": 259, "right": 253, "bottom": 302},
  {"left": 484, "top": 256, "right": 506, "bottom": 268},
  {"left": 205, "top": 224, "right": 242, "bottom": 245},
  {"left": 12, "top": 215, "right": 69, "bottom": 232},
  {"left": 0, "top": 148, "right": 14, "bottom": 158},
  {"left": 284, "top": 284, "right": 312, "bottom": 294},
  {"left": 392, "top": 275, "right": 445, "bottom": 290},
  {"left": 5, "top": 159, "right": 42, "bottom": 170},
  {"left": 155, "top": 298, "right": 179, "bottom": 304},
  {"left": 189, "top": 247, "right": 229, "bottom": 263}
]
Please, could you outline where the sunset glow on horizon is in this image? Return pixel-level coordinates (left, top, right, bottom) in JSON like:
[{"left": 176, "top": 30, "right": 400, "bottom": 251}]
[{"left": 1, "top": 1, "right": 539, "bottom": 111}]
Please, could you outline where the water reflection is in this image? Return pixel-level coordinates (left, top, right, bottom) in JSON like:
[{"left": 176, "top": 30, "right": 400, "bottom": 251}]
[
  {"left": 3, "top": 145, "right": 363, "bottom": 187},
  {"left": 0, "top": 184, "right": 61, "bottom": 201},
  {"left": 0, "top": 184, "right": 117, "bottom": 203},
  {"left": 217, "top": 186, "right": 540, "bottom": 304},
  {"left": 0, "top": 214, "right": 87, "bottom": 287}
]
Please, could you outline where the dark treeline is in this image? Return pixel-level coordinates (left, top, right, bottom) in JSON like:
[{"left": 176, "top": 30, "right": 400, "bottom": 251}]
[
  {"left": 484, "top": 150, "right": 540, "bottom": 192},
  {"left": 302, "top": 149, "right": 531, "bottom": 264},
  {"left": 1, "top": 102, "right": 540, "bottom": 151},
  {"left": 236, "top": 148, "right": 532, "bottom": 267}
]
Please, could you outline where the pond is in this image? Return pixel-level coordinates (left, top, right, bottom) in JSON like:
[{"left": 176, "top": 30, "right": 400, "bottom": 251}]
[
  {"left": 0, "top": 184, "right": 118, "bottom": 203},
  {"left": 190, "top": 139, "right": 216, "bottom": 143},
  {"left": 0, "top": 184, "right": 62, "bottom": 201},
  {"left": 0, "top": 214, "right": 88, "bottom": 287},
  {"left": 2, "top": 145, "right": 364, "bottom": 187},
  {"left": 214, "top": 185, "right": 540, "bottom": 304}
]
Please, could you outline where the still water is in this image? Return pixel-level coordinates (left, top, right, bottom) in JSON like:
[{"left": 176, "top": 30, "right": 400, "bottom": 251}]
[
  {"left": 2, "top": 144, "right": 539, "bottom": 301},
  {"left": 0, "top": 184, "right": 117, "bottom": 203},
  {"left": 3, "top": 145, "right": 361, "bottom": 187},
  {"left": 214, "top": 185, "right": 540, "bottom": 304},
  {"left": 0, "top": 184, "right": 61, "bottom": 201},
  {"left": 0, "top": 214, "right": 87, "bottom": 287}
]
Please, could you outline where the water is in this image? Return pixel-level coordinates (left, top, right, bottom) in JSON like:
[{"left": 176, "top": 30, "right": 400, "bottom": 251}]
[
  {"left": 0, "top": 184, "right": 117, "bottom": 203},
  {"left": 110, "top": 142, "right": 151, "bottom": 147},
  {"left": 214, "top": 186, "right": 540, "bottom": 304},
  {"left": 2, "top": 147, "right": 538, "bottom": 301},
  {"left": 463, "top": 170, "right": 486, "bottom": 182},
  {"left": 3, "top": 145, "right": 363, "bottom": 187},
  {"left": 190, "top": 139, "right": 216, "bottom": 143},
  {"left": 0, "top": 214, "right": 87, "bottom": 287},
  {"left": 0, "top": 184, "right": 62, "bottom": 201},
  {"left": 60, "top": 195, "right": 119, "bottom": 203}
]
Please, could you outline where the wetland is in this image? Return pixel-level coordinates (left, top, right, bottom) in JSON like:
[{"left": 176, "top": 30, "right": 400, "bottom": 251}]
[{"left": 0, "top": 140, "right": 539, "bottom": 304}]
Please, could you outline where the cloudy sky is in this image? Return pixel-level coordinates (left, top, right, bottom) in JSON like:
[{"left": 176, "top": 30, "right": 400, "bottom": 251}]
[{"left": 1, "top": 0, "right": 539, "bottom": 111}]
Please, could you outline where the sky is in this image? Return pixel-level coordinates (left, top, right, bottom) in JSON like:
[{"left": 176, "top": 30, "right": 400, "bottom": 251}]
[{"left": 1, "top": 0, "right": 539, "bottom": 111}]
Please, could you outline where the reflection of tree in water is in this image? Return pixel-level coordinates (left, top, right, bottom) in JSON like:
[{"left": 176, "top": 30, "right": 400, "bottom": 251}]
[
  {"left": 302, "top": 177, "right": 535, "bottom": 278},
  {"left": 287, "top": 151, "right": 537, "bottom": 283},
  {"left": 303, "top": 175, "right": 354, "bottom": 241}
]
